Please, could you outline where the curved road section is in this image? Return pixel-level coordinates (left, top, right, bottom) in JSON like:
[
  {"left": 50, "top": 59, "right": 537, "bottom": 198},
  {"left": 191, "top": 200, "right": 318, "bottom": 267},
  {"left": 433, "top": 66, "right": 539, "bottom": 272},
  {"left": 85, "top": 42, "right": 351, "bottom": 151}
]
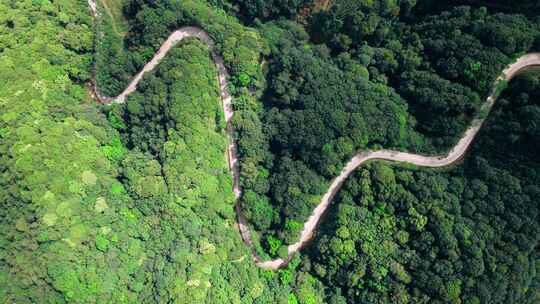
[{"left": 88, "top": 0, "right": 540, "bottom": 270}]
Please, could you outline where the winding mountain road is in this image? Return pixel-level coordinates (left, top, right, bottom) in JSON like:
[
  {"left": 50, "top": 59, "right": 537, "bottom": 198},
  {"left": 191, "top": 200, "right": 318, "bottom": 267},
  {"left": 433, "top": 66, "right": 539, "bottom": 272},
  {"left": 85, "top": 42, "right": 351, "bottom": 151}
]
[{"left": 88, "top": 0, "right": 540, "bottom": 270}]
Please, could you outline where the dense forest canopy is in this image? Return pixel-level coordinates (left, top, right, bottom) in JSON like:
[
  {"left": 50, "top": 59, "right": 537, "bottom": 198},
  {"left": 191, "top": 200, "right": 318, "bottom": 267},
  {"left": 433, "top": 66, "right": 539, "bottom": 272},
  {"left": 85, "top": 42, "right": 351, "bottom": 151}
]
[
  {"left": 300, "top": 70, "right": 540, "bottom": 304},
  {"left": 0, "top": 2, "right": 295, "bottom": 302},
  {"left": 234, "top": 1, "right": 540, "bottom": 258},
  {"left": 1, "top": 0, "right": 539, "bottom": 303},
  {"left": 414, "top": 0, "right": 540, "bottom": 17}
]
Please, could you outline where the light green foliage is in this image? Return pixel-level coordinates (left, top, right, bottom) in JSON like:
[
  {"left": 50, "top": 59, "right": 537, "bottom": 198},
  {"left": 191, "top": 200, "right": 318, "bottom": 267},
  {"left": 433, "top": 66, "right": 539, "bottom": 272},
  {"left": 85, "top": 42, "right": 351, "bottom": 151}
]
[
  {"left": 108, "top": 110, "right": 127, "bottom": 130},
  {"left": 81, "top": 170, "right": 97, "bottom": 186},
  {"left": 0, "top": 1, "right": 146, "bottom": 302},
  {"left": 121, "top": 152, "right": 167, "bottom": 198},
  {"left": 280, "top": 269, "right": 294, "bottom": 285},
  {"left": 237, "top": 72, "right": 251, "bottom": 87},
  {"left": 288, "top": 293, "right": 299, "bottom": 304},
  {"left": 0, "top": 3, "right": 288, "bottom": 303},
  {"left": 267, "top": 235, "right": 283, "bottom": 257},
  {"left": 294, "top": 273, "right": 325, "bottom": 304},
  {"left": 95, "top": 234, "right": 110, "bottom": 251},
  {"left": 110, "top": 39, "right": 283, "bottom": 303},
  {"left": 101, "top": 134, "right": 126, "bottom": 161},
  {"left": 407, "top": 206, "right": 427, "bottom": 231}
]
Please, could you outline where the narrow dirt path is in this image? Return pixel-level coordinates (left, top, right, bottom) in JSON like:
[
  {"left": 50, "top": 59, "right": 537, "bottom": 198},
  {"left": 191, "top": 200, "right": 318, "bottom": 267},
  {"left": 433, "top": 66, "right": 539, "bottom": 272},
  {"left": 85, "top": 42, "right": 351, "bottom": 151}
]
[{"left": 88, "top": 0, "right": 540, "bottom": 270}]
